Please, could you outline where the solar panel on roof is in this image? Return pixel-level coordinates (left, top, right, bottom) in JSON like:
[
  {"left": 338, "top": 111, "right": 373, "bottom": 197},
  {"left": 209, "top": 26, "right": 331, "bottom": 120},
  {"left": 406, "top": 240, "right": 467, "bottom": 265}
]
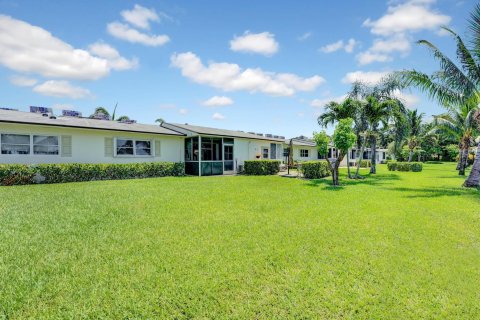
[
  {"left": 62, "top": 110, "right": 82, "bottom": 117},
  {"left": 0, "top": 107, "right": 18, "bottom": 111},
  {"left": 30, "top": 106, "right": 52, "bottom": 114}
]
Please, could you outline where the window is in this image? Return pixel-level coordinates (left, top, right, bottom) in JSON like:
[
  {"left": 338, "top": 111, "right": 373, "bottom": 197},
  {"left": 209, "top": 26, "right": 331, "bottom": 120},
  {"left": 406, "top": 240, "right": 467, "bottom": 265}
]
[
  {"left": 115, "top": 138, "right": 151, "bottom": 156},
  {"left": 270, "top": 143, "right": 277, "bottom": 159},
  {"left": 1, "top": 134, "right": 30, "bottom": 154},
  {"left": 201, "top": 138, "right": 222, "bottom": 161},
  {"left": 262, "top": 147, "right": 269, "bottom": 159},
  {"left": 33, "top": 135, "right": 59, "bottom": 155},
  {"left": 300, "top": 149, "right": 309, "bottom": 157},
  {"left": 135, "top": 140, "right": 151, "bottom": 155}
]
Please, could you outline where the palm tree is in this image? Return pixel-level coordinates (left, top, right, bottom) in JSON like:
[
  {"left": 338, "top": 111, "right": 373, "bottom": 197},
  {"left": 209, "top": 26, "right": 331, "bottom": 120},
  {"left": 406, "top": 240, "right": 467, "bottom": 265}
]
[
  {"left": 90, "top": 106, "right": 111, "bottom": 119},
  {"left": 363, "top": 96, "right": 396, "bottom": 174},
  {"left": 405, "top": 109, "right": 424, "bottom": 162},
  {"left": 318, "top": 98, "right": 360, "bottom": 178},
  {"left": 155, "top": 118, "right": 165, "bottom": 125},
  {"left": 430, "top": 104, "right": 479, "bottom": 175},
  {"left": 397, "top": 4, "right": 480, "bottom": 187},
  {"left": 464, "top": 109, "right": 480, "bottom": 187}
]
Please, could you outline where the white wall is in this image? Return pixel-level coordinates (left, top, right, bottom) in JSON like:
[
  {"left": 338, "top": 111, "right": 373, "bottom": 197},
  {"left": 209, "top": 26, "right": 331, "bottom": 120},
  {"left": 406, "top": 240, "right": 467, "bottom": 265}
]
[
  {"left": 0, "top": 123, "right": 184, "bottom": 164},
  {"left": 291, "top": 145, "right": 318, "bottom": 162},
  {"left": 233, "top": 139, "right": 284, "bottom": 169}
]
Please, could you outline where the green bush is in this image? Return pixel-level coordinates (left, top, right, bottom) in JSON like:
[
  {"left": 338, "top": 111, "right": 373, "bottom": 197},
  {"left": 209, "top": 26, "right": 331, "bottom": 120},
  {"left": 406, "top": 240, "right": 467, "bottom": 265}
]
[
  {"left": 443, "top": 144, "right": 459, "bottom": 162},
  {"left": 0, "top": 162, "right": 185, "bottom": 186},
  {"left": 244, "top": 160, "right": 280, "bottom": 175},
  {"left": 300, "top": 161, "right": 331, "bottom": 179},
  {"left": 387, "top": 161, "right": 423, "bottom": 172},
  {"left": 357, "top": 159, "right": 371, "bottom": 168}
]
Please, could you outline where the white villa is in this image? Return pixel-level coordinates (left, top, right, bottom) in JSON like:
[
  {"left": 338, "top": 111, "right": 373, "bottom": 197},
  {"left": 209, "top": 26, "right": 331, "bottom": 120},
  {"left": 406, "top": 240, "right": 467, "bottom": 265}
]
[{"left": 0, "top": 108, "right": 387, "bottom": 176}]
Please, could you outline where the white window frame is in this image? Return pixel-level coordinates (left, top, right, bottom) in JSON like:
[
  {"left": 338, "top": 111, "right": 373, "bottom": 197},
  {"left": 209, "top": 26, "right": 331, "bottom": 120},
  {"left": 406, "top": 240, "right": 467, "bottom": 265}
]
[
  {"left": 114, "top": 137, "right": 153, "bottom": 157},
  {"left": 0, "top": 133, "right": 60, "bottom": 156},
  {"left": 300, "top": 149, "right": 309, "bottom": 158},
  {"left": 32, "top": 135, "right": 60, "bottom": 155}
]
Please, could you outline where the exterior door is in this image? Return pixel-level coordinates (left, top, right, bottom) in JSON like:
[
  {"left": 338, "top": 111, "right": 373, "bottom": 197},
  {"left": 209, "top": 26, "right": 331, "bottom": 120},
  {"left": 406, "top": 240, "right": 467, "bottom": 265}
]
[{"left": 224, "top": 144, "right": 234, "bottom": 174}]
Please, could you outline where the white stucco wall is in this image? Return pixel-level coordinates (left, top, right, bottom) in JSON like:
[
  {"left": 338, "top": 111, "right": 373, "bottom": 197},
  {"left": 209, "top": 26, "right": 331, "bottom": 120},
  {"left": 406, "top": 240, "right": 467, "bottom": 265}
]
[
  {"left": 290, "top": 145, "right": 319, "bottom": 162},
  {"left": 0, "top": 123, "right": 184, "bottom": 164},
  {"left": 232, "top": 138, "right": 284, "bottom": 169}
]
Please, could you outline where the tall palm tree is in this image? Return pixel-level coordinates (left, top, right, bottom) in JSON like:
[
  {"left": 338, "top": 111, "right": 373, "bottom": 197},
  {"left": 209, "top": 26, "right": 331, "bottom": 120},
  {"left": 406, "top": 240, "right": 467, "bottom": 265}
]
[
  {"left": 155, "top": 118, "right": 165, "bottom": 125},
  {"left": 464, "top": 109, "right": 480, "bottom": 187},
  {"left": 405, "top": 109, "right": 424, "bottom": 162},
  {"left": 397, "top": 4, "right": 480, "bottom": 187},
  {"left": 430, "top": 104, "right": 479, "bottom": 175},
  {"left": 363, "top": 96, "right": 397, "bottom": 174}
]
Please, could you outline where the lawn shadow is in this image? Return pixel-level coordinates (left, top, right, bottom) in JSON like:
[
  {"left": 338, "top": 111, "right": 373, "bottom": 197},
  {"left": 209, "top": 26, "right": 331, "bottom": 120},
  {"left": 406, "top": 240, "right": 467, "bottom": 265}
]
[
  {"left": 304, "top": 172, "right": 401, "bottom": 189},
  {"left": 388, "top": 186, "right": 480, "bottom": 199}
]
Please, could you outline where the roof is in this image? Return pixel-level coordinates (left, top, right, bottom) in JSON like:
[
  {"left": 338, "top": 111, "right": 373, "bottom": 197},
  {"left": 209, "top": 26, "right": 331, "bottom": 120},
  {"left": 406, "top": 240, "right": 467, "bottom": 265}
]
[
  {"left": 0, "top": 109, "right": 184, "bottom": 136},
  {"left": 286, "top": 138, "right": 317, "bottom": 147},
  {"left": 163, "top": 123, "right": 286, "bottom": 142}
]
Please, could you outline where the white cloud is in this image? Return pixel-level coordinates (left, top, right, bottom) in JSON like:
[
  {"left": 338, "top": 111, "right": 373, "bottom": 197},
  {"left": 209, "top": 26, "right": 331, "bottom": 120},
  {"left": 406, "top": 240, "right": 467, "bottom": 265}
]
[
  {"left": 121, "top": 4, "right": 160, "bottom": 30},
  {"left": 320, "top": 38, "right": 358, "bottom": 53},
  {"left": 0, "top": 15, "right": 133, "bottom": 80},
  {"left": 230, "top": 31, "right": 279, "bottom": 56},
  {"left": 107, "top": 22, "right": 170, "bottom": 46},
  {"left": 88, "top": 42, "right": 138, "bottom": 70},
  {"left": 363, "top": 0, "right": 451, "bottom": 36},
  {"left": 9, "top": 75, "right": 37, "bottom": 87},
  {"left": 320, "top": 40, "right": 344, "bottom": 53},
  {"left": 202, "top": 96, "right": 234, "bottom": 107},
  {"left": 212, "top": 112, "right": 226, "bottom": 120},
  {"left": 342, "top": 71, "right": 389, "bottom": 85},
  {"left": 310, "top": 95, "right": 347, "bottom": 108},
  {"left": 392, "top": 89, "right": 420, "bottom": 108},
  {"left": 170, "top": 52, "right": 325, "bottom": 97},
  {"left": 33, "top": 80, "right": 92, "bottom": 99},
  {"left": 358, "top": 0, "right": 449, "bottom": 65},
  {"left": 178, "top": 108, "right": 188, "bottom": 115},
  {"left": 298, "top": 32, "right": 312, "bottom": 41},
  {"left": 344, "top": 38, "right": 358, "bottom": 53},
  {"left": 356, "top": 51, "right": 392, "bottom": 65}
]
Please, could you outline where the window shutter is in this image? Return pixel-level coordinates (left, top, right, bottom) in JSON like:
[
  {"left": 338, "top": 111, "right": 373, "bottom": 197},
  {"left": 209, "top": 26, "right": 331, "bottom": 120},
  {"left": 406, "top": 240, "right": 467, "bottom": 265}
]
[
  {"left": 154, "top": 140, "right": 161, "bottom": 157},
  {"left": 61, "top": 135, "right": 72, "bottom": 157},
  {"left": 105, "top": 137, "right": 114, "bottom": 157}
]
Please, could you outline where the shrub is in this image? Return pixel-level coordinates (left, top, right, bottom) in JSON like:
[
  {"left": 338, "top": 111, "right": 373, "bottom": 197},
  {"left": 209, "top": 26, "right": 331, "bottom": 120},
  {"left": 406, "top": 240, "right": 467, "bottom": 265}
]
[
  {"left": 244, "top": 160, "right": 280, "bottom": 175},
  {"left": 0, "top": 162, "right": 185, "bottom": 186},
  {"left": 300, "top": 161, "right": 330, "bottom": 179},
  {"left": 387, "top": 161, "right": 423, "bottom": 172},
  {"left": 443, "top": 144, "right": 459, "bottom": 162},
  {"left": 357, "top": 159, "right": 371, "bottom": 168}
]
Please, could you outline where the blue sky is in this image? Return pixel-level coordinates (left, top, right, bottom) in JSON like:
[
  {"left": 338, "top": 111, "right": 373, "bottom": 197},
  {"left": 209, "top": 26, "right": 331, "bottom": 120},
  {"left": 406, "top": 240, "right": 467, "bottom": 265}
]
[{"left": 0, "top": 0, "right": 474, "bottom": 137}]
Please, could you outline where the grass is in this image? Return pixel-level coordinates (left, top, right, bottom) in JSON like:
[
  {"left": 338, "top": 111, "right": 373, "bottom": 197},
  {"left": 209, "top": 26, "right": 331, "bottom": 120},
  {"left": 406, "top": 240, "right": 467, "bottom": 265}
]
[{"left": 0, "top": 163, "right": 479, "bottom": 319}]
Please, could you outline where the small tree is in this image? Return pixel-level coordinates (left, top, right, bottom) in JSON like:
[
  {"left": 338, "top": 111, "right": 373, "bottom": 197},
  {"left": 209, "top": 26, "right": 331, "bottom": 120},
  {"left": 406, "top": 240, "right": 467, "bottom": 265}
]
[{"left": 314, "top": 118, "right": 356, "bottom": 186}]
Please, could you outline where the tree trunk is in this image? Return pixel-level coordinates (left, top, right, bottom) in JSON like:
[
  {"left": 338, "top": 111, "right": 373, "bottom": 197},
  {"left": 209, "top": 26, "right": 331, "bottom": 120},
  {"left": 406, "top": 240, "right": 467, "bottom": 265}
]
[
  {"left": 408, "top": 149, "right": 413, "bottom": 162},
  {"left": 370, "top": 136, "right": 377, "bottom": 174},
  {"left": 354, "top": 141, "right": 366, "bottom": 178},
  {"left": 456, "top": 143, "right": 462, "bottom": 170},
  {"left": 346, "top": 150, "right": 351, "bottom": 179},
  {"left": 458, "top": 147, "right": 468, "bottom": 176},
  {"left": 463, "top": 142, "right": 480, "bottom": 188}
]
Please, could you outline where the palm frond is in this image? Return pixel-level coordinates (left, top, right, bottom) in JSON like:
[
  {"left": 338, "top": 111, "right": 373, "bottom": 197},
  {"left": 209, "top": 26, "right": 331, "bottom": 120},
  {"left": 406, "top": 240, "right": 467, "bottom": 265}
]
[{"left": 417, "top": 39, "right": 476, "bottom": 95}]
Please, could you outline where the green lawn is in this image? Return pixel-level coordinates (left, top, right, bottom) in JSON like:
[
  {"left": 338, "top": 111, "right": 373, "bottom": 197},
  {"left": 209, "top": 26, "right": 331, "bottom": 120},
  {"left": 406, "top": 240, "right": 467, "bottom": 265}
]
[{"left": 0, "top": 163, "right": 479, "bottom": 319}]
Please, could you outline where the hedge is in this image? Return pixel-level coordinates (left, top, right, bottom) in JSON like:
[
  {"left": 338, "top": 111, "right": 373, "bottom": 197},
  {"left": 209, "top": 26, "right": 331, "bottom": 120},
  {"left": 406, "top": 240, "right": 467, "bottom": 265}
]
[
  {"left": 244, "top": 160, "right": 280, "bottom": 175},
  {"left": 300, "top": 161, "right": 331, "bottom": 179},
  {"left": 0, "top": 162, "right": 185, "bottom": 186},
  {"left": 357, "top": 159, "right": 371, "bottom": 168},
  {"left": 387, "top": 161, "right": 423, "bottom": 172}
]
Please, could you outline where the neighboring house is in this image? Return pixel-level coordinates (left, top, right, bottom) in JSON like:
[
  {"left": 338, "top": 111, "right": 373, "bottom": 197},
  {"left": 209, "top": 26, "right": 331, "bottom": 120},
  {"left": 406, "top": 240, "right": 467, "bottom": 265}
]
[
  {"left": 161, "top": 123, "right": 285, "bottom": 176},
  {"left": 0, "top": 108, "right": 389, "bottom": 175},
  {"left": 0, "top": 109, "right": 184, "bottom": 164}
]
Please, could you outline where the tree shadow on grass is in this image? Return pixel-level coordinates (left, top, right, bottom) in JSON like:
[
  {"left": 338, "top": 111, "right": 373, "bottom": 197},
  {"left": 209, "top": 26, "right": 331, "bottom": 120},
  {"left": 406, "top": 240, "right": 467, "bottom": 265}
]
[
  {"left": 387, "top": 186, "right": 480, "bottom": 199},
  {"left": 304, "top": 172, "right": 401, "bottom": 189}
]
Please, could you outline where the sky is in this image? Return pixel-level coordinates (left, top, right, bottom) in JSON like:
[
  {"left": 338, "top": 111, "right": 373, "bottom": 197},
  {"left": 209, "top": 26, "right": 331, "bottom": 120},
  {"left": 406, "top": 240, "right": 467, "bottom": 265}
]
[{"left": 0, "top": 0, "right": 475, "bottom": 137}]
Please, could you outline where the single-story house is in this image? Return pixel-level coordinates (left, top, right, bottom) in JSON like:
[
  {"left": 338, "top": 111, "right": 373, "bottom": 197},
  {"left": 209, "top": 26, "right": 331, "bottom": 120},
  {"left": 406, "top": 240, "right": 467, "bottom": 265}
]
[
  {"left": 0, "top": 108, "right": 389, "bottom": 176},
  {"left": 160, "top": 123, "right": 286, "bottom": 176}
]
